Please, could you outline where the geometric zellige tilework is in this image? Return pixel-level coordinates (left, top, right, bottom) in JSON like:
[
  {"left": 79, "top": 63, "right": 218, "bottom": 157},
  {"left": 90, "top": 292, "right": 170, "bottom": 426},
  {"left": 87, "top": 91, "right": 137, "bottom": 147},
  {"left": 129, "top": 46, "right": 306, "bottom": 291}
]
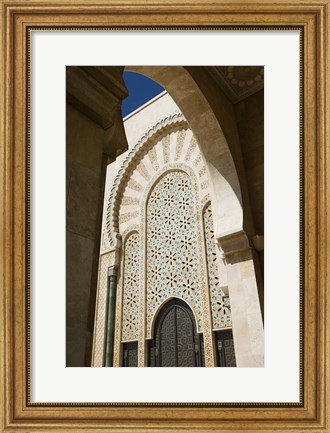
[
  {"left": 146, "top": 171, "right": 203, "bottom": 337},
  {"left": 203, "top": 203, "right": 232, "bottom": 329},
  {"left": 92, "top": 253, "right": 113, "bottom": 367},
  {"left": 121, "top": 232, "right": 140, "bottom": 341}
]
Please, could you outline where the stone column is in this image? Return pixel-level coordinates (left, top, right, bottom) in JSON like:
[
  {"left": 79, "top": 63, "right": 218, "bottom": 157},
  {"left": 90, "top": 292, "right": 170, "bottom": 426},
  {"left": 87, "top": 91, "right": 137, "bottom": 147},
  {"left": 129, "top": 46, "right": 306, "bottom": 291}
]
[
  {"left": 218, "top": 231, "right": 264, "bottom": 367},
  {"left": 104, "top": 265, "right": 119, "bottom": 366}
]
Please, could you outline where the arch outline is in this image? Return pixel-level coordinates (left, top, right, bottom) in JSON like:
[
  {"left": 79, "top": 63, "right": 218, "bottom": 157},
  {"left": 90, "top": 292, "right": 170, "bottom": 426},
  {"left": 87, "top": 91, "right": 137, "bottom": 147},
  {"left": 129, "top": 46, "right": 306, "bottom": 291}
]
[
  {"left": 126, "top": 66, "right": 244, "bottom": 241},
  {"left": 104, "top": 114, "right": 187, "bottom": 250},
  {"left": 149, "top": 295, "right": 201, "bottom": 341}
]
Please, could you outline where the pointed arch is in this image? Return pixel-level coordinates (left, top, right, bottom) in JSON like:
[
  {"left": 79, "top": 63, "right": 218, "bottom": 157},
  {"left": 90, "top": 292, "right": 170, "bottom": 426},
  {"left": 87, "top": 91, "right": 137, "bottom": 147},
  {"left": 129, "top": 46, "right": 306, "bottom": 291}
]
[
  {"left": 144, "top": 169, "right": 205, "bottom": 338},
  {"left": 105, "top": 114, "right": 187, "bottom": 249},
  {"left": 150, "top": 298, "right": 204, "bottom": 367},
  {"left": 125, "top": 66, "right": 243, "bottom": 240},
  {"left": 121, "top": 231, "right": 140, "bottom": 342},
  {"left": 149, "top": 296, "right": 200, "bottom": 341}
]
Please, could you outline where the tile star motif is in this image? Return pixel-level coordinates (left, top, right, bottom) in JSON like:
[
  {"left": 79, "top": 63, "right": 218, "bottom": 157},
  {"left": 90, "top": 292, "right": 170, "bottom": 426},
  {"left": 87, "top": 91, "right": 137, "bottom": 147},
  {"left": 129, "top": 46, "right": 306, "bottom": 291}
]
[
  {"left": 146, "top": 171, "right": 203, "bottom": 335},
  {"left": 203, "top": 204, "right": 232, "bottom": 329},
  {"left": 122, "top": 232, "right": 140, "bottom": 341}
]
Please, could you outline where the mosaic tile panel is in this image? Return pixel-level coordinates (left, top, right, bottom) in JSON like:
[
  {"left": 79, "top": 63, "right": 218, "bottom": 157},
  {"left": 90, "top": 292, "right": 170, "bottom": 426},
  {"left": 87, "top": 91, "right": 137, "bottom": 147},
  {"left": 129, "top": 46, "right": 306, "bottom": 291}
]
[
  {"left": 113, "top": 256, "right": 123, "bottom": 366},
  {"left": 92, "top": 252, "right": 114, "bottom": 366},
  {"left": 201, "top": 180, "right": 209, "bottom": 190},
  {"left": 193, "top": 154, "right": 202, "bottom": 167},
  {"left": 199, "top": 166, "right": 206, "bottom": 177},
  {"left": 122, "top": 232, "right": 140, "bottom": 341},
  {"left": 203, "top": 203, "right": 232, "bottom": 329},
  {"left": 146, "top": 171, "right": 203, "bottom": 336}
]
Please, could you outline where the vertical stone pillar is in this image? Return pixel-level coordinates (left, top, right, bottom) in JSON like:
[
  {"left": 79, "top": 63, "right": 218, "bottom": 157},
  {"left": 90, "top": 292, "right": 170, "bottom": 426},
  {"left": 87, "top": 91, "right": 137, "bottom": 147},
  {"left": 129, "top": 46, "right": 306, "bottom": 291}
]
[
  {"left": 66, "top": 66, "right": 128, "bottom": 367},
  {"left": 196, "top": 207, "right": 216, "bottom": 367},
  {"left": 104, "top": 265, "right": 119, "bottom": 367},
  {"left": 218, "top": 231, "right": 264, "bottom": 367},
  {"left": 139, "top": 228, "right": 147, "bottom": 367}
]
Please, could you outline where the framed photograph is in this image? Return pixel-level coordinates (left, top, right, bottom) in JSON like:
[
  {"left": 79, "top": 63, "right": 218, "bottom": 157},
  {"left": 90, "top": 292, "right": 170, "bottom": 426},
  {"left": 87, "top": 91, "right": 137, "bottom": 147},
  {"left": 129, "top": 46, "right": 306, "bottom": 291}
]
[{"left": 1, "top": 1, "right": 329, "bottom": 432}]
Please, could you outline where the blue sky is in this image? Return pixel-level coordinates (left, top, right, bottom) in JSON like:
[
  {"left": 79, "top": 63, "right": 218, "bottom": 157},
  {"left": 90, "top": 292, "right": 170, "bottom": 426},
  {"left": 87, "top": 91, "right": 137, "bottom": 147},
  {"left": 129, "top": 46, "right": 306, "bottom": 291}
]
[{"left": 121, "top": 71, "right": 164, "bottom": 118}]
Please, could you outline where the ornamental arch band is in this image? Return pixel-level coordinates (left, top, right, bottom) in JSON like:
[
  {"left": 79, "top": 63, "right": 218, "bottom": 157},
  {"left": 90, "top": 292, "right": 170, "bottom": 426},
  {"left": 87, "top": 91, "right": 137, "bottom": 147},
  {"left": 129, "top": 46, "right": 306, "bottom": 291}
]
[{"left": 66, "top": 66, "right": 264, "bottom": 368}]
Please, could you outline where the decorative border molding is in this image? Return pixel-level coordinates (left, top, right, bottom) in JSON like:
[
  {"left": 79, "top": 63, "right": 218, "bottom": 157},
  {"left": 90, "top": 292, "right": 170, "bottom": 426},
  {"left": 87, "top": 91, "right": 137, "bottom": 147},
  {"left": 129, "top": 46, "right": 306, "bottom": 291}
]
[
  {"left": 140, "top": 164, "right": 205, "bottom": 339},
  {"left": 104, "top": 113, "right": 187, "bottom": 250}
]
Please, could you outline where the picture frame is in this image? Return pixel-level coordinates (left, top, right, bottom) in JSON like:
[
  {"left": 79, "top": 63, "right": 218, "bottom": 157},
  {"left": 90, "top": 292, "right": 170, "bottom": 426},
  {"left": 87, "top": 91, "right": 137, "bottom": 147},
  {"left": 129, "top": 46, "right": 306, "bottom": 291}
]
[{"left": 1, "top": 0, "right": 329, "bottom": 431}]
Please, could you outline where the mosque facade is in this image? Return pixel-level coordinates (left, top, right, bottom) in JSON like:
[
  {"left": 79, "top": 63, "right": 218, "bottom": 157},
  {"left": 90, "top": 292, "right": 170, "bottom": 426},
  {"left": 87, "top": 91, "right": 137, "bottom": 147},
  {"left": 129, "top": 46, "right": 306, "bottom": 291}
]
[{"left": 66, "top": 66, "right": 264, "bottom": 368}]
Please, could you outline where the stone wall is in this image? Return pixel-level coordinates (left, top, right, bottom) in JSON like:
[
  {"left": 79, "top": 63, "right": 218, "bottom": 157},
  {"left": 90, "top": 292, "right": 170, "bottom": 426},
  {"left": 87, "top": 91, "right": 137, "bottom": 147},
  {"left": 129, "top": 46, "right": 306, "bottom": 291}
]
[
  {"left": 66, "top": 66, "right": 128, "bottom": 366},
  {"left": 235, "top": 90, "right": 264, "bottom": 312},
  {"left": 66, "top": 105, "right": 105, "bottom": 366},
  {"left": 235, "top": 90, "right": 264, "bottom": 237}
]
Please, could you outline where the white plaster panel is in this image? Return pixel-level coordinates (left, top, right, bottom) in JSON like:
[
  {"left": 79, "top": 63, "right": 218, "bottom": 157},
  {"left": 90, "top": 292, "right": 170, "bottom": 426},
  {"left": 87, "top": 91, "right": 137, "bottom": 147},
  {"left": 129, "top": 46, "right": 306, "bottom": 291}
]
[
  {"left": 142, "top": 153, "right": 157, "bottom": 177},
  {"left": 187, "top": 141, "right": 200, "bottom": 165},
  {"left": 123, "top": 188, "right": 142, "bottom": 199},
  {"left": 168, "top": 130, "right": 177, "bottom": 163},
  {"left": 119, "top": 204, "right": 139, "bottom": 214},
  {"left": 179, "top": 128, "right": 193, "bottom": 163},
  {"left": 123, "top": 92, "right": 182, "bottom": 149},
  {"left": 131, "top": 169, "right": 148, "bottom": 188},
  {"left": 154, "top": 139, "right": 164, "bottom": 168},
  {"left": 119, "top": 217, "right": 141, "bottom": 235}
]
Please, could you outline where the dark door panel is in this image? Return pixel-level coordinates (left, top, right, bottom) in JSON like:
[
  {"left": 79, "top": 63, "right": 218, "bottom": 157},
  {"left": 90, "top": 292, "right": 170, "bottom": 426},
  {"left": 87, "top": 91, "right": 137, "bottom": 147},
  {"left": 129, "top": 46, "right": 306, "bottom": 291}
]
[
  {"left": 149, "top": 298, "right": 204, "bottom": 367},
  {"left": 122, "top": 341, "right": 138, "bottom": 367},
  {"left": 215, "top": 329, "right": 236, "bottom": 367}
]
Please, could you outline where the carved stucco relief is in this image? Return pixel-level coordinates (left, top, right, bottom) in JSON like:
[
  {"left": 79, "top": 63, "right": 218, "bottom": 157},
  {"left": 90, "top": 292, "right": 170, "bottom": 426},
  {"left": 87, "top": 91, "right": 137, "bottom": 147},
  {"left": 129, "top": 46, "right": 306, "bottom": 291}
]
[{"left": 93, "top": 121, "right": 233, "bottom": 366}]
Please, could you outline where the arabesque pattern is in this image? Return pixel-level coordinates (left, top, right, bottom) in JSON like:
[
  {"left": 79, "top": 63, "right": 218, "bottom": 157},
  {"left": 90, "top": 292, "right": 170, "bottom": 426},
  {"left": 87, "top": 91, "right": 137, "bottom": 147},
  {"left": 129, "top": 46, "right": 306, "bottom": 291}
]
[
  {"left": 94, "top": 122, "right": 234, "bottom": 366},
  {"left": 146, "top": 171, "right": 203, "bottom": 336},
  {"left": 122, "top": 232, "right": 140, "bottom": 341},
  {"left": 203, "top": 203, "right": 232, "bottom": 329}
]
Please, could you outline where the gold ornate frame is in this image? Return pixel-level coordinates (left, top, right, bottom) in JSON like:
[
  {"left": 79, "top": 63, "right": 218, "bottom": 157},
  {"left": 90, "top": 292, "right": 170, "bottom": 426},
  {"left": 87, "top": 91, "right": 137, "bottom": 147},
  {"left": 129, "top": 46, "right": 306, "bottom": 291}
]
[{"left": 1, "top": 1, "right": 329, "bottom": 431}]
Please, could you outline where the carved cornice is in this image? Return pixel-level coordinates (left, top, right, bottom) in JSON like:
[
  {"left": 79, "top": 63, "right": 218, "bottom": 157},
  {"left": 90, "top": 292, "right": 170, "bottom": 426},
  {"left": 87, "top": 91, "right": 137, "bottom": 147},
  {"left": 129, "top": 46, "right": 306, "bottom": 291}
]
[
  {"left": 108, "top": 265, "right": 119, "bottom": 277},
  {"left": 66, "top": 66, "right": 128, "bottom": 129},
  {"left": 104, "top": 113, "right": 187, "bottom": 249},
  {"left": 216, "top": 230, "right": 251, "bottom": 258}
]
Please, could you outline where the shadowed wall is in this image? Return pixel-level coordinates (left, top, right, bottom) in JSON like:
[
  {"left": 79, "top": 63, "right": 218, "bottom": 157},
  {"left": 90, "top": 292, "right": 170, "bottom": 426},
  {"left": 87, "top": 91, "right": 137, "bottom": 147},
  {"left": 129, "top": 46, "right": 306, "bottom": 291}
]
[{"left": 66, "top": 66, "right": 128, "bottom": 366}]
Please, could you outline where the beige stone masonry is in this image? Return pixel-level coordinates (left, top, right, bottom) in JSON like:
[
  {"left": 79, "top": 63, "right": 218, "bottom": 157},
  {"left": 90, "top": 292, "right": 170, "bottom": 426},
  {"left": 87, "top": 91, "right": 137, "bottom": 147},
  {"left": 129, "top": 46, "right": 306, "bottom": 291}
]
[{"left": 217, "top": 230, "right": 264, "bottom": 367}]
